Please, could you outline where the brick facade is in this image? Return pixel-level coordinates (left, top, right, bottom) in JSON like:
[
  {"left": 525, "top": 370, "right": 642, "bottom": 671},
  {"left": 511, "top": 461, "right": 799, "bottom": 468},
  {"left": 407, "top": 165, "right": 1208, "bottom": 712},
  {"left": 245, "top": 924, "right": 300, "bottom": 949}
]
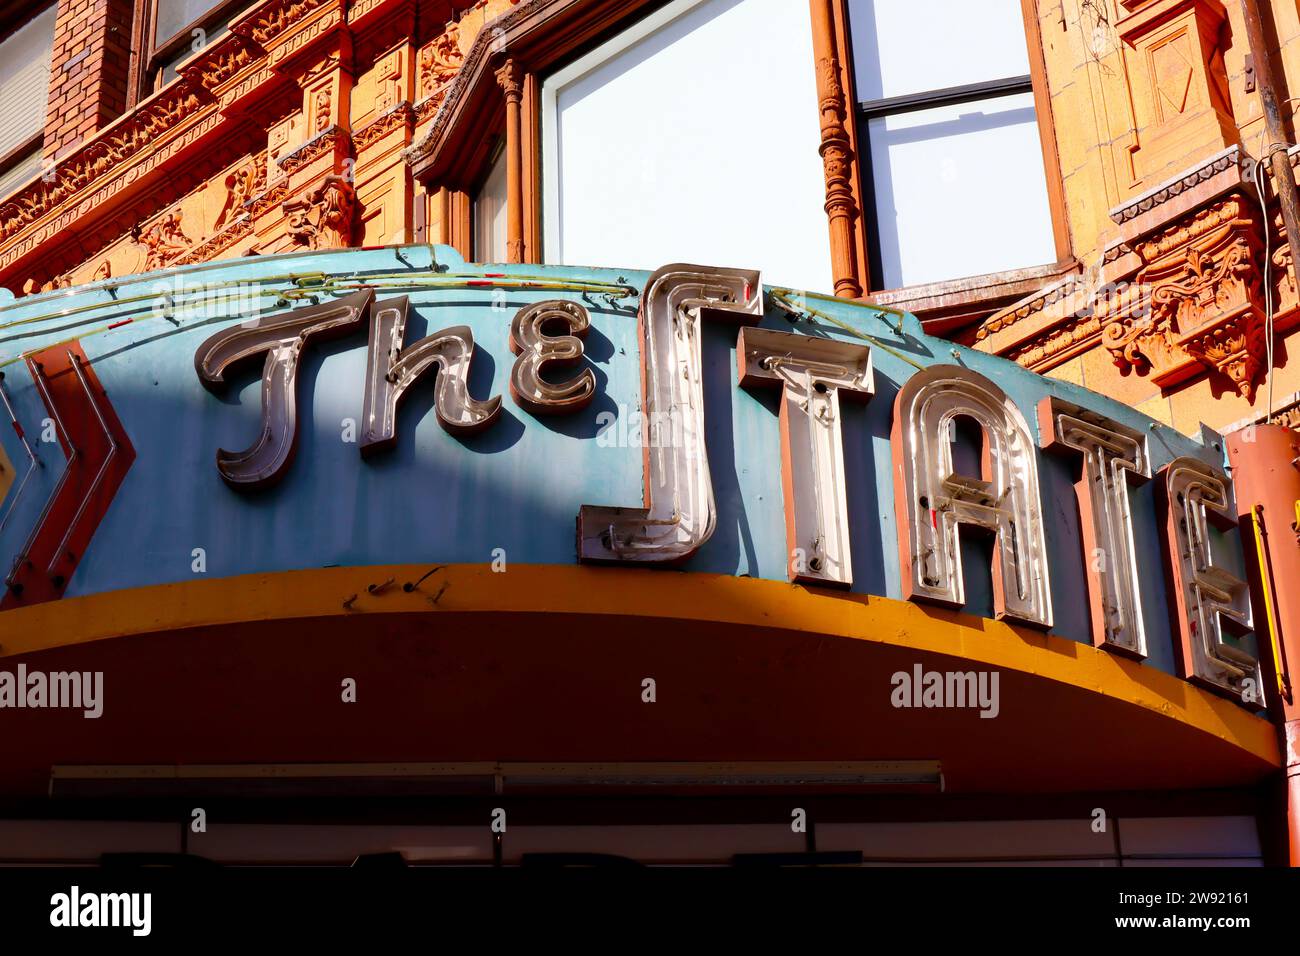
[{"left": 42, "top": 0, "right": 134, "bottom": 161}]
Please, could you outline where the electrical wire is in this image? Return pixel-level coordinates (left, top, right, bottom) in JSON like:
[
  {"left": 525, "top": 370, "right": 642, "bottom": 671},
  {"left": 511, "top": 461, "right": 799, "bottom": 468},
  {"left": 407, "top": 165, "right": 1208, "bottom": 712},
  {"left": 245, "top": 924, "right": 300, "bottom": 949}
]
[
  {"left": 768, "top": 288, "right": 923, "bottom": 370},
  {"left": 1252, "top": 151, "right": 1280, "bottom": 424},
  {"left": 0, "top": 273, "right": 638, "bottom": 369}
]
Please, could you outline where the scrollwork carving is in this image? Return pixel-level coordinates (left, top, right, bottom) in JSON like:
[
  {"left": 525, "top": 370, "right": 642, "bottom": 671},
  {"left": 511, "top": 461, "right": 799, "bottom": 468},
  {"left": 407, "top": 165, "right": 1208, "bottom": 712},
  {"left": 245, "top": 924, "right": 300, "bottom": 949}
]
[
  {"left": 132, "top": 211, "right": 193, "bottom": 270},
  {"left": 419, "top": 20, "right": 463, "bottom": 103},
  {"left": 284, "top": 174, "right": 355, "bottom": 250},
  {"left": 1101, "top": 194, "right": 1269, "bottom": 400}
]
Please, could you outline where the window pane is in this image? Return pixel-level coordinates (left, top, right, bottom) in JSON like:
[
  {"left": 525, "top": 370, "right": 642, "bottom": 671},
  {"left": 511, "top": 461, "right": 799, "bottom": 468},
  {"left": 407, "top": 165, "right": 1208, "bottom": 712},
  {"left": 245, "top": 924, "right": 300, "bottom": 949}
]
[
  {"left": 543, "top": 0, "right": 832, "bottom": 294},
  {"left": 0, "top": 6, "right": 56, "bottom": 163},
  {"left": 474, "top": 145, "right": 509, "bottom": 263},
  {"left": 866, "top": 92, "right": 1055, "bottom": 288},
  {"left": 155, "top": 0, "right": 225, "bottom": 47},
  {"left": 0, "top": 144, "right": 44, "bottom": 202},
  {"left": 848, "top": 0, "right": 1031, "bottom": 101},
  {"left": 160, "top": 22, "right": 231, "bottom": 85}
]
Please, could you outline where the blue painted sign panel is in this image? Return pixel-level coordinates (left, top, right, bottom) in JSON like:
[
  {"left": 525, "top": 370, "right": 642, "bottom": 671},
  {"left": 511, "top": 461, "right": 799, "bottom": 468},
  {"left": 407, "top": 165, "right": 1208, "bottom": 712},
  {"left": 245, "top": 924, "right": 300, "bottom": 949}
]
[{"left": 0, "top": 245, "right": 1259, "bottom": 692}]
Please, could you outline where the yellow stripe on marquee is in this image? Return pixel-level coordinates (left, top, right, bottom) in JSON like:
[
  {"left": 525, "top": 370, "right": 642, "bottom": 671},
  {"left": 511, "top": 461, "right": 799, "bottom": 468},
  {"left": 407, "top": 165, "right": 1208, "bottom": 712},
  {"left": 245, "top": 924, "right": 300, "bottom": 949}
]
[{"left": 0, "top": 563, "right": 1280, "bottom": 767}]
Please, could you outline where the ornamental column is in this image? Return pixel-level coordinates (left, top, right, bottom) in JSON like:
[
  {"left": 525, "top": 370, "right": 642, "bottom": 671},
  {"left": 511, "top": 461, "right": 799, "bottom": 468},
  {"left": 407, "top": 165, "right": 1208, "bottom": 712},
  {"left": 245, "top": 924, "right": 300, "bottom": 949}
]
[
  {"left": 809, "top": 0, "right": 864, "bottom": 298},
  {"left": 495, "top": 59, "right": 525, "bottom": 264}
]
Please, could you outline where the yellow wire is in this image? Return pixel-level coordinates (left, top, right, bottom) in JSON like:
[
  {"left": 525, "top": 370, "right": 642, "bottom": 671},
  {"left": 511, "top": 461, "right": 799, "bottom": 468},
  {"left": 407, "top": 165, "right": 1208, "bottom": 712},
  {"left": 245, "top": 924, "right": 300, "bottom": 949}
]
[
  {"left": 768, "top": 288, "right": 924, "bottom": 370},
  {"left": 1250, "top": 505, "right": 1288, "bottom": 698},
  {"left": 0, "top": 276, "right": 637, "bottom": 367}
]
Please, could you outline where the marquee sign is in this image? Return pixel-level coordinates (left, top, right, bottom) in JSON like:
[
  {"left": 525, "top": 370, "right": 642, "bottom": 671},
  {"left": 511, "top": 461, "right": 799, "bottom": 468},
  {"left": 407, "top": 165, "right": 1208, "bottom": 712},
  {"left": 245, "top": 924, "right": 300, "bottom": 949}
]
[{"left": 0, "top": 247, "right": 1262, "bottom": 706}]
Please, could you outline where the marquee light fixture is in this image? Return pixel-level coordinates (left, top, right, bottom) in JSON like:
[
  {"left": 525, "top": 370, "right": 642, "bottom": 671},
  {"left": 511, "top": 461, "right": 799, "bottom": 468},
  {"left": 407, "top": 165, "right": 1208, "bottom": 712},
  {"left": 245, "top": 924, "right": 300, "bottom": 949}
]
[
  {"left": 1038, "top": 397, "right": 1150, "bottom": 657},
  {"left": 360, "top": 295, "right": 501, "bottom": 456},
  {"left": 508, "top": 299, "right": 597, "bottom": 415},
  {"left": 195, "top": 289, "right": 373, "bottom": 489},
  {"left": 1158, "top": 456, "right": 1261, "bottom": 700},
  {"left": 891, "top": 365, "right": 1054, "bottom": 629},
  {"left": 737, "top": 326, "right": 873, "bottom": 587},
  {"left": 578, "top": 264, "right": 762, "bottom": 564}
]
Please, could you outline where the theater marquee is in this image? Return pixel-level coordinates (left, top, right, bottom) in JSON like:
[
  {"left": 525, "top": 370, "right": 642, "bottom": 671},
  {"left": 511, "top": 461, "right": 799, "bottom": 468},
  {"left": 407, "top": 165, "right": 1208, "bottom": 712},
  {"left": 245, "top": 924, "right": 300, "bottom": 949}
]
[{"left": 0, "top": 246, "right": 1263, "bottom": 706}]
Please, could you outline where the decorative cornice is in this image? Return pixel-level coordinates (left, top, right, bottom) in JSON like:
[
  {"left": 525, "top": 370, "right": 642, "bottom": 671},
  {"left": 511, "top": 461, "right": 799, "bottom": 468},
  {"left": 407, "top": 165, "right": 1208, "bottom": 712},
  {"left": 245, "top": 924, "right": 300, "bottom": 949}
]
[
  {"left": 0, "top": 85, "right": 210, "bottom": 244},
  {"left": 1103, "top": 194, "right": 1269, "bottom": 399},
  {"left": 235, "top": 0, "right": 333, "bottom": 47},
  {"left": 353, "top": 102, "right": 414, "bottom": 151},
  {"left": 276, "top": 125, "right": 351, "bottom": 174},
  {"left": 405, "top": 0, "right": 542, "bottom": 170},
  {"left": 973, "top": 275, "right": 1077, "bottom": 343},
  {"left": 0, "top": 0, "right": 363, "bottom": 280},
  {"left": 1004, "top": 313, "right": 1105, "bottom": 370},
  {"left": 181, "top": 32, "right": 267, "bottom": 92},
  {"left": 173, "top": 215, "right": 254, "bottom": 267},
  {"left": 246, "top": 180, "right": 290, "bottom": 219},
  {"left": 974, "top": 148, "right": 1257, "bottom": 370},
  {"left": 1108, "top": 146, "right": 1242, "bottom": 225},
  {"left": 413, "top": 93, "right": 444, "bottom": 124}
]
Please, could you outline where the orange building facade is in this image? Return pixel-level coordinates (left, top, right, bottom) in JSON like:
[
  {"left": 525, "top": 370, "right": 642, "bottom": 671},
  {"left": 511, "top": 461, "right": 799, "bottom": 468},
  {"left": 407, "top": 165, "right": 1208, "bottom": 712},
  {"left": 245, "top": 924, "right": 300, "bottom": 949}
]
[
  {"left": 1, "top": 0, "right": 1300, "bottom": 869},
  {"left": 3, "top": 0, "right": 1300, "bottom": 435}
]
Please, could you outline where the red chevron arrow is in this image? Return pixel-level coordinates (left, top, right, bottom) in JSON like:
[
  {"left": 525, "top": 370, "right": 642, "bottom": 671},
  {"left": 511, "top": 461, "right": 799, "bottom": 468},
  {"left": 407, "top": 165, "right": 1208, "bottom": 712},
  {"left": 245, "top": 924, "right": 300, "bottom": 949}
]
[{"left": 2, "top": 342, "right": 135, "bottom": 609}]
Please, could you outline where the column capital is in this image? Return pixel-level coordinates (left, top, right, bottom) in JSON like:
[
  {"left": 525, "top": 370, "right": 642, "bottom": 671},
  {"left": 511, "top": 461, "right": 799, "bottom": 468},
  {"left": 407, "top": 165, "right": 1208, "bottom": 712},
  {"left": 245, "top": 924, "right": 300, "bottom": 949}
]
[{"left": 495, "top": 59, "right": 524, "bottom": 102}]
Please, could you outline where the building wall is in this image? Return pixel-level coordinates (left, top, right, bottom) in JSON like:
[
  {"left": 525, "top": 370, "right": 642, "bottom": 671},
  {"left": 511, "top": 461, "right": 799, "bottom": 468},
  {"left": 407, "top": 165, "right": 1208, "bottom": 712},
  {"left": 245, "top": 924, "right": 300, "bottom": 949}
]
[
  {"left": 1, "top": 0, "right": 1300, "bottom": 436},
  {"left": 43, "top": 0, "right": 134, "bottom": 162},
  {"left": 0, "top": 0, "right": 519, "bottom": 296},
  {"left": 977, "top": 0, "right": 1300, "bottom": 435}
]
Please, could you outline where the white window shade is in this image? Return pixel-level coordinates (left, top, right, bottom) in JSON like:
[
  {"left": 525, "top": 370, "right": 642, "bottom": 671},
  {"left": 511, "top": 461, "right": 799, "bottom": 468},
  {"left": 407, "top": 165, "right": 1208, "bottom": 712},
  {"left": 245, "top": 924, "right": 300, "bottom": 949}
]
[
  {"left": 543, "top": 0, "right": 832, "bottom": 294},
  {"left": 0, "top": 6, "right": 56, "bottom": 168},
  {"left": 474, "top": 143, "right": 509, "bottom": 264},
  {"left": 867, "top": 92, "right": 1056, "bottom": 288}
]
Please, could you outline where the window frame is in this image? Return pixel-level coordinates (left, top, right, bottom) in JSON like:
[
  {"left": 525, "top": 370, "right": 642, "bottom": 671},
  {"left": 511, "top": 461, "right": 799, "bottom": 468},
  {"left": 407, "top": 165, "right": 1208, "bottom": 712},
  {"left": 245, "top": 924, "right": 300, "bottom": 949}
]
[
  {"left": 539, "top": 0, "right": 697, "bottom": 266},
  {"left": 133, "top": 0, "right": 250, "bottom": 100},
  {"left": 0, "top": 131, "right": 42, "bottom": 184},
  {"left": 844, "top": 0, "right": 1069, "bottom": 294}
]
